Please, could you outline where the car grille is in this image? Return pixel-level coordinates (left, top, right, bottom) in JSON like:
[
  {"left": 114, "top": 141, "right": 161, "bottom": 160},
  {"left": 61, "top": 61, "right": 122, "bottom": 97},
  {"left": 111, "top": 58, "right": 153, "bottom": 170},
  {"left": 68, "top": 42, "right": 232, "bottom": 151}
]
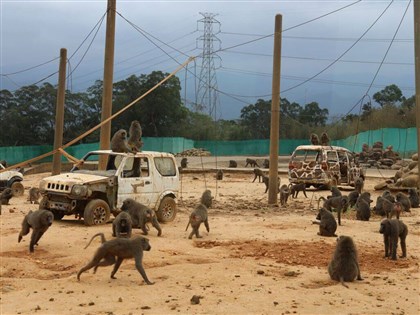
[{"left": 45, "top": 182, "right": 71, "bottom": 193}]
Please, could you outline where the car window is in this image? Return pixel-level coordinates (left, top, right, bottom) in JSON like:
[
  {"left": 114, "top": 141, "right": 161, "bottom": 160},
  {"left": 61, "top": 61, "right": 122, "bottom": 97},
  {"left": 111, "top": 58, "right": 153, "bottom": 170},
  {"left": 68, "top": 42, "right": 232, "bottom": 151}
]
[{"left": 154, "top": 157, "right": 176, "bottom": 176}]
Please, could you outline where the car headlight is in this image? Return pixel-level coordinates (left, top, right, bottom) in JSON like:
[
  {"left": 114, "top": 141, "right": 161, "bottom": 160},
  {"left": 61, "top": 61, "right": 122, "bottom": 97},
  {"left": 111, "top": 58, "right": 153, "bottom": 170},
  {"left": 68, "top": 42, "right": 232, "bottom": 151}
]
[{"left": 71, "top": 185, "right": 87, "bottom": 197}]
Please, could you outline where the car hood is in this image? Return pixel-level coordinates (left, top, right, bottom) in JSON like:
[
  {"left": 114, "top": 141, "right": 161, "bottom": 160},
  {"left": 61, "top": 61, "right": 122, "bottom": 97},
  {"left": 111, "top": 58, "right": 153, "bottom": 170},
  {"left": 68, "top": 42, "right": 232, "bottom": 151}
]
[{"left": 39, "top": 172, "right": 109, "bottom": 190}]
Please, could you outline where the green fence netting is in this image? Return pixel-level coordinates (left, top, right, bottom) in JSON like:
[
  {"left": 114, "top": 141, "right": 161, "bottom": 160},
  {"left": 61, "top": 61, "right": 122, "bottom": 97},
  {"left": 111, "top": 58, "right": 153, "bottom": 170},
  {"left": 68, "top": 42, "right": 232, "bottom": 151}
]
[{"left": 0, "top": 128, "right": 417, "bottom": 165}]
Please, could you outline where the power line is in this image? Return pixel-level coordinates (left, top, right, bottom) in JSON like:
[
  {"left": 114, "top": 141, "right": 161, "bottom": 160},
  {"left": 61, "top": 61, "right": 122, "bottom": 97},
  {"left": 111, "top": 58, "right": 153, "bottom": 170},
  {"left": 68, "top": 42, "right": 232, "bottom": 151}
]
[{"left": 0, "top": 56, "right": 59, "bottom": 76}]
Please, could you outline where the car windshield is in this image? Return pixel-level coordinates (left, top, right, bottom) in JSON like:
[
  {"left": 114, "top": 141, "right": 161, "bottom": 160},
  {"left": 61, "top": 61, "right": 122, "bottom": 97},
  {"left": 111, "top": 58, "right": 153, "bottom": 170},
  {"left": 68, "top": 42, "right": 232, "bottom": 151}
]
[
  {"left": 292, "top": 149, "right": 321, "bottom": 163},
  {"left": 71, "top": 153, "right": 120, "bottom": 176}
]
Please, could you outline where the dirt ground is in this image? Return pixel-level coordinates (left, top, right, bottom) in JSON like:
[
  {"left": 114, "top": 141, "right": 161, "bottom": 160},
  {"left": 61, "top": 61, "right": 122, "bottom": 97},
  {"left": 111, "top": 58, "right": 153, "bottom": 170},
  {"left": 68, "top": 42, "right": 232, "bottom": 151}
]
[{"left": 1, "top": 171, "right": 419, "bottom": 315}]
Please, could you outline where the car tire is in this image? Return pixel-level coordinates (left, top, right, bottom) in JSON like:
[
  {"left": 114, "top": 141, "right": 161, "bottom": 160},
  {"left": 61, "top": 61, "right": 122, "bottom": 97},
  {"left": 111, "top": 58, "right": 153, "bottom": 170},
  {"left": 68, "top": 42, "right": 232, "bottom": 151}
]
[
  {"left": 156, "top": 196, "right": 177, "bottom": 223},
  {"left": 10, "top": 181, "right": 24, "bottom": 197},
  {"left": 84, "top": 199, "right": 110, "bottom": 226}
]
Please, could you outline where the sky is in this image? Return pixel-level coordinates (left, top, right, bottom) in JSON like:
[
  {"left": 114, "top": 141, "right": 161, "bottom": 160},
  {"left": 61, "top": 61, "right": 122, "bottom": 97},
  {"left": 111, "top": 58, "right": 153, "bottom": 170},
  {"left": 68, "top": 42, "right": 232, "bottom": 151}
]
[{"left": 0, "top": 0, "right": 416, "bottom": 120}]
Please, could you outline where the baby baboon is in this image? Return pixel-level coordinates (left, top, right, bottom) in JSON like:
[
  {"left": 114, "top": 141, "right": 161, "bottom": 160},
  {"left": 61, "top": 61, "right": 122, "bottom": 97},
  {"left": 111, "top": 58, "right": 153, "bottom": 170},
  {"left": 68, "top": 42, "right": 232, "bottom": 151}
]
[
  {"left": 121, "top": 198, "right": 162, "bottom": 236},
  {"left": 127, "top": 120, "right": 143, "bottom": 152},
  {"left": 313, "top": 207, "right": 337, "bottom": 237},
  {"left": 111, "top": 129, "right": 132, "bottom": 153},
  {"left": 319, "top": 196, "right": 348, "bottom": 226},
  {"left": 355, "top": 192, "right": 372, "bottom": 221},
  {"left": 279, "top": 184, "right": 290, "bottom": 206},
  {"left": 328, "top": 236, "right": 363, "bottom": 288},
  {"left": 348, "top": 190, "right": 360, "bottom": 208},
  {"left": 77, "top": 233, "right": 153, "bottom": 285},
  {"left": 216, "top": 169, "right": 223, "bottom": 180},
  {"left": 1, "top": 188, "right": 13, "bottom": 205},
  {"left": 262, "top": 159, "right": 269, "bottom": 168},
  {"left": 112, "top": 211, "right": 133, "bottom": 238},
  {"left": 391, "top": 202, "right": 402, "bottom": 220},
  {"left": 200, "top": 189, "right": 213, "bottom": 208},
  {"left": 408, "top": 188, "right": 419, "bottom": 208},
  {"left": 289, "top": 183, "right": 308, "bottom": 198},
  {"left": 320, "top": 132, "right": 330, "bottom": 146},
  {"left": 395, "top": 192, "right": 411, "bottom": 212},
  {"left": 252, "top": 168, "right": 265, "bottom": 183},
  {"left": 185, "top": 204, "right": 209, "bottom": 239},
  {"left": 27, "top": 187, "right": 41, "bottom": 204},
  {"left": 354, "top": 177, "right": 364, "bottom": 194},
  {"left": 180, "top": 158, "right": 188, "bottom": 169},
  {"left": 379, "top": 219, "right": 408, "bottom": 260},
  {"left": 228, "top": 160, "right": 237, "bottom": 168},
  {"left": 245, "top": 158, "right": 259, "bottom": 168},
  {"left": 310, "top": 133, "right": 320, "bottom": 145},
  {"left": 18, "top": 209, "right": 53, "bottom": 253},
  {"left": 328, "top": 186, "right": 342, "bottom": 198}
]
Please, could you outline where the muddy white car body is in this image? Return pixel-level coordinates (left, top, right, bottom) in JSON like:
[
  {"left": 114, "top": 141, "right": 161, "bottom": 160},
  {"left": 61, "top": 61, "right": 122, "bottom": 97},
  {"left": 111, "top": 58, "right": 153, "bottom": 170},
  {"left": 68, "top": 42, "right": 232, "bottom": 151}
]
[
  {"left": 288, "top": 145, "right": 365, "bottom": 189},
  {"left": 39, "top": 150, "right": 179, "bottom": 225}
]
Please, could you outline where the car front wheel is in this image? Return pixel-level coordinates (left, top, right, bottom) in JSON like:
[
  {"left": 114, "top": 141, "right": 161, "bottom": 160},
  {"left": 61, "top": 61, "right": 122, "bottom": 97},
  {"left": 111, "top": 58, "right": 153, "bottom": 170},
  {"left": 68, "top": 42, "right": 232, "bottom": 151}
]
[
  {"left": 156, "top": 196, "right": 177, "bottom": 223},
  {"left": 10, "top": 181, "right": 24, "bottom": 197},
  {"left": 84, "top": 199, "right": 110, "bottom": 226}
]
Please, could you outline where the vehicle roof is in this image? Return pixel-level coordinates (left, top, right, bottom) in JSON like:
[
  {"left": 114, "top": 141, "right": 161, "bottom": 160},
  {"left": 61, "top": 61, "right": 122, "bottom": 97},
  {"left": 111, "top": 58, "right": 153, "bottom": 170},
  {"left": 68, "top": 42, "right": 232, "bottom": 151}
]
[
  {"left": 87, "top": 150, "right": 175, "bottom": 157},
  {"left": 294, "top": 145, "right": 352, "bottom": 153}
]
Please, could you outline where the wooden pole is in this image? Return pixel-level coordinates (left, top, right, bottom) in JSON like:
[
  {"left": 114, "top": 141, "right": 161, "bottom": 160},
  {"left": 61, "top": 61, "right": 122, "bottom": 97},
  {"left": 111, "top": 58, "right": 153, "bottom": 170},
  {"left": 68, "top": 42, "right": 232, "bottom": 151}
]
[
  {"left": 414, "top": 0, "right": 420, "bottom": 189},
  {"left": 268, "top": 14, "right": 282, "bottom": 205},
  {"left": 99, "top": 0, "right": 116, "bottom": 169},
  {"left": 52, "top": 48, "right": 67, "bottom": 175}
]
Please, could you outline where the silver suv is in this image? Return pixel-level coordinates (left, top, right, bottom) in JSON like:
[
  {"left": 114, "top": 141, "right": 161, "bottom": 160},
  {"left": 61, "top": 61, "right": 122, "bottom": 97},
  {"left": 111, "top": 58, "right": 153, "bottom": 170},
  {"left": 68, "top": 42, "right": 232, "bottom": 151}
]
[
  {"left": 39, "top": 150, "right": 179, "bottom": 225},
  {"left": 288, "top": 145, "right": 365, "bottom": 189}
]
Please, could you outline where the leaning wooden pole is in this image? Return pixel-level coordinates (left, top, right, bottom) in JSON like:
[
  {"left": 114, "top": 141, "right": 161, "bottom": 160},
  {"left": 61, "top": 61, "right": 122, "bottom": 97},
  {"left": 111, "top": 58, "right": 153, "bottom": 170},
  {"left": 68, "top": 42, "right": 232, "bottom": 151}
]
[
  {"left": 99, "top": 0, "right": 116, "bottom": 169},
  {"left": 414, "top": 0, "right": 420, "bottom": 189},
  {"left": 268, "top": 14, "right": 282, "bottom": 205},
  {"left": 52, "top": 48, "right": 67, "bottom": 175}
]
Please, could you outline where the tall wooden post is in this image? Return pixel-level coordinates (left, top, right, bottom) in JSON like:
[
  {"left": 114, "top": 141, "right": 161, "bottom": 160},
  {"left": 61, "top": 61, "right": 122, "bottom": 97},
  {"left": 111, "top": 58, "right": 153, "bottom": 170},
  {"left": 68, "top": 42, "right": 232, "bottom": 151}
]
[
  {"left": 52, "top": 48, "right": 67, "bottom": 175},
  {"left": 268, "top": 14, "right": 282, "bottom": 204},
  {"left": 99, "top": 0, "right": 116, "bottom": 169},
  {"left": 414, "top": 0, "right": 420, "bottom": 189}
]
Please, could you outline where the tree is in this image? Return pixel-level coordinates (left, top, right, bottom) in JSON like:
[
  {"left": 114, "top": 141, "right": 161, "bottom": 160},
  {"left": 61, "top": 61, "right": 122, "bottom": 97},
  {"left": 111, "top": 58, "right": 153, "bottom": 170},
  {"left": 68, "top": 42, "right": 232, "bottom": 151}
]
[
  {"left": 373, "top": 84, "right": 403, "bottom": 107},
  {"left": 298, "top": 102, "right": 328, "bottom": 127},
  {"left": 239, "top": 99, "right": 271, "bottom": 139}
]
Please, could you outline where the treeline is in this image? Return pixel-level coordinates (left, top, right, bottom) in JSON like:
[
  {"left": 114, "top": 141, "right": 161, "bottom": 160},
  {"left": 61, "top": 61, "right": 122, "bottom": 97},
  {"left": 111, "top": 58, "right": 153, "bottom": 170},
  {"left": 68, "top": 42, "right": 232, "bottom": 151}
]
[{"left": 0, "top": 70, "right": 416, "bottom": 146}]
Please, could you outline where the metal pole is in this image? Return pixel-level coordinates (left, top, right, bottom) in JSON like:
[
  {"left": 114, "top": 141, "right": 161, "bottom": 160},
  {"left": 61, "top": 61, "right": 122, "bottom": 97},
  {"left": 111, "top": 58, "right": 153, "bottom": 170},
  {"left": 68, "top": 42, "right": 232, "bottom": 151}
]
[
  {"left": 99, "top": 0, "right": 116, "bottom": 169},
  {"left": 414, "top": 0, "right": 420, "bottom": 189},
  {"left": 268, "top": 14, "right": 282, "bottom": 205},
  {"left": 52, "top": 48, "right": 67, "bottom": 175}
]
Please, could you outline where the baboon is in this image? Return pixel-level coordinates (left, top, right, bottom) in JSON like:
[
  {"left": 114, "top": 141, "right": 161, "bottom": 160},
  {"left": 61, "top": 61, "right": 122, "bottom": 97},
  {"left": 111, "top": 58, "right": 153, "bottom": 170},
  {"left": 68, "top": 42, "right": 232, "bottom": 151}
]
[
  {"left": 245, "top": 158, "right": 259, "bottom": 167},
  {"left": 279, "top": 184, "right": 290, "bottom": 206},
  {"left": 216, "top": 169, "right": 223, "bottom": 180},
  {"left": 262, "top": 159, "right": 269, "bottom": 168},
  {"left": 391, "top": 202, "right": 402, "bottom": 220},
  {"left": 313, "top": 207, "right": 337, "bottom": 237},
  {"left": 112, "top": 211, "right": 133, "bottom": 238},
  {"left": 355, "top": 192, "right": 372, "bottom": 221},
  {"left": 289, "top": 183, "right": 308, "bottom": 198},
  {"left": 121, "top": 198, "right": 162, "bottom": 237},
  {"left": 180, "top": 157, "right": 188, "bottom": 169},
  {"left": 229, "top": 160, "right": 237, "bottom": 168},
  {"left": 408, "top": 188, "right": 419, "bottom": 208},
  {"left": 310, "top": 133, "right": 320, "bottom": 145},
  {"left": 18, "top": 209, "right": 53, "bottom": 253},
  {"left": 354, "top": 177, "right": 364, "bottom": 194},
  {"left": 328, "top": 186, "right": 342, "bottom": 198},
  {"left": 27, "top": 187, "right": 41, "bottom": 204},
  {"left": 382, "top": 190, "right": 396, "bottom": 203},
  {"left": 348, "top": 190, "right": 360, "bottom": 208},
  {"left": 252, "top": 168, "right": 265, "bottom": 183},
  {"left": 127, "top": 120, "right": 143, "bottom": 152},
  {"left": 395, "top": 192, "right": 411, "bottom": 212},
  {"left": 328, "top": 236, "right": 363, "bottom": 288},
  {"left": 379, "top": 219, "right": 408, "bottom": 260},
  {"left": 373, "top": 196, "right": 392, "bottom": 217},
  {"left": 77, "top": 233, "right": 153, "bottom": 285},
  {"left": 0, "top": 159, "right": 7, "bottom": 167},
  {"left": 318, "top": 196, "right": 348, "bottom": 226},
  {"left": 262, "top": 175, "right": 280, "bottom": 194},
  {"left": 200, "top": 189, "right": 213, "bottom": 208},
  {"left": 320, "top": 132, "right": 330, "bottom": 146},
  {"left": 1, "top": 188, "right": 13, "bottom": 205},
  {"left": 111, "top": 129, "right": 132, "bottom": 153},
  {"left": 185, "top": 204, "right": 209, "bottom": 239}
]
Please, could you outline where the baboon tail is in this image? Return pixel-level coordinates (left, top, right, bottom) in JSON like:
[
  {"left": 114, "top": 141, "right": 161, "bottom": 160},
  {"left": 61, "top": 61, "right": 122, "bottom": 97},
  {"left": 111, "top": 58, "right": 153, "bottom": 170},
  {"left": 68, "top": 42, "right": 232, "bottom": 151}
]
[
  {"left": 84, "top": 232, "right": 106, "bottom": 249},
  {"left": 185, "top": 221, "right": 190, "bottom": 231},
  {"left": 339, "top": 276, "right": 349, "bottom": 288}
]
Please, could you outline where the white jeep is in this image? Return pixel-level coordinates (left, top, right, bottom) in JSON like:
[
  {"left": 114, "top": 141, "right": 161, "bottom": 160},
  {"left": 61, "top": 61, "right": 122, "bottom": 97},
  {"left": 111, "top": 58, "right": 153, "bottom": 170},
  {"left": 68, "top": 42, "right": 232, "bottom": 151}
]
[
  {"left": 38, "top": 150, "right": 179, "bottom": 225},
  {"left": 0, "top": 162, "right": 24, "bottom": 196}
]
